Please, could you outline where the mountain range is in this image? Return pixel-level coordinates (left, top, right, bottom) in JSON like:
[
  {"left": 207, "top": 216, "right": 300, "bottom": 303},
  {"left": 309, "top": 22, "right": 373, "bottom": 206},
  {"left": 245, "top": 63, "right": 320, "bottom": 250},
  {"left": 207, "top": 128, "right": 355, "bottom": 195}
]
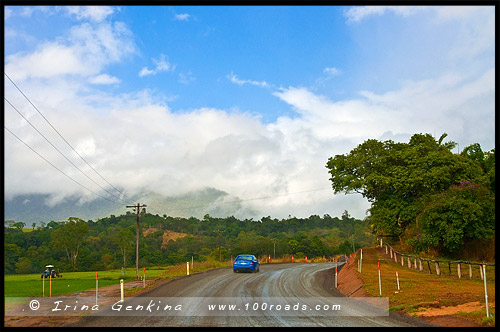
[{"left": 4, "top": 187, "right": 257, "bottom": 225}]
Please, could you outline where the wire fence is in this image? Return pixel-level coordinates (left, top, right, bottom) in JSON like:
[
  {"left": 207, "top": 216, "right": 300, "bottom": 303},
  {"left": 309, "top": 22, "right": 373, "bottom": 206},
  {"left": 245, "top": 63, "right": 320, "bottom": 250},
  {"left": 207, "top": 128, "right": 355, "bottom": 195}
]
[{"left": 376, "top": 237, "right": 495, "bottom": 281}]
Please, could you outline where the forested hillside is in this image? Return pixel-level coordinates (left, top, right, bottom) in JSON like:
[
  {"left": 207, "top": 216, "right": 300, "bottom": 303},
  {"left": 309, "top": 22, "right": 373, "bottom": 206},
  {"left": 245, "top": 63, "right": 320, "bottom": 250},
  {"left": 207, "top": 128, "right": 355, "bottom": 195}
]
[{"left": 4, "top": 211, "right": 372, "bottom": 274}]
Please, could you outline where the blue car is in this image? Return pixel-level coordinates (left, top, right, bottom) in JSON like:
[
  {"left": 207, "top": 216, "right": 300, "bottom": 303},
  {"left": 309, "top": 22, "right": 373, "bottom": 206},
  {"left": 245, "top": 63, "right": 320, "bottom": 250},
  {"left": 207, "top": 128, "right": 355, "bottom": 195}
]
[{"left": 233, "top": 255, "right": 260, "bottom": 273}]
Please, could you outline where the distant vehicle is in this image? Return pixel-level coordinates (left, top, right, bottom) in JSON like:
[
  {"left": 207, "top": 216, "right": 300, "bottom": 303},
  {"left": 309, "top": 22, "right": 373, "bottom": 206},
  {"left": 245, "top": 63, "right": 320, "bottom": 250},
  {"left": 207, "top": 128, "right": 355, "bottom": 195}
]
[
  {"left": 233, "top": 255, "right": 260, "bottom": 273},
  {"left": 41, "top": 265, "right": 62, "bottom": 278}
]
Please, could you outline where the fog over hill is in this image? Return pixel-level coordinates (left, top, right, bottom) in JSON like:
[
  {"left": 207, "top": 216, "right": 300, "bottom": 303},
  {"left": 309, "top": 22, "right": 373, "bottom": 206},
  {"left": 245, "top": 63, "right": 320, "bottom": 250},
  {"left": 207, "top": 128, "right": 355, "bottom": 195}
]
[{"left": 4, "top": 187, "right": 256, "bottom": 225}]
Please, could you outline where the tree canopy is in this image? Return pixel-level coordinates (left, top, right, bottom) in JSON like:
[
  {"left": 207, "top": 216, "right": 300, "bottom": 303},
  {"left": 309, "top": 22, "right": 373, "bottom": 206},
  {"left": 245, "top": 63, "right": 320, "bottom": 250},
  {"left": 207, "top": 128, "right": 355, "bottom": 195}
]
[
  {"left": 326, "top": 133, "right": 494, "bottom": 258},
  {"left": 4, "top": 212, "right": 373, "bottom": 274}
]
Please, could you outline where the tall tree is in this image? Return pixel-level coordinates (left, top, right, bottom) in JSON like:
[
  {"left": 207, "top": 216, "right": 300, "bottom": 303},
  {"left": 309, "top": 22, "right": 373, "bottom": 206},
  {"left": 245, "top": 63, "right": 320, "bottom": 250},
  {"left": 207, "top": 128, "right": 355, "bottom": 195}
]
[
  {"left": 113, "top": 227, "right": 135, "bottom": 269},
  {"left": 50, "top": 217, "right": 89, "bottom": 271},
  {"left": 326, "top": 133, "right": 489, "bottom": 247}
]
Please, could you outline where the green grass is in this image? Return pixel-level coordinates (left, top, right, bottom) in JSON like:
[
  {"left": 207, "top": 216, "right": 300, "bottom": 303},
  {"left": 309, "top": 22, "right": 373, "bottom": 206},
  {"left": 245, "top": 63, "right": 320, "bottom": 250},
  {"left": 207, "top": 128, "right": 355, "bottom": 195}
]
[
  {"left": 4, "top": 267, "right": 169, "bottom": 297},
  {"left": 4, "top": 261, "right": 233, "bottom": 298}
]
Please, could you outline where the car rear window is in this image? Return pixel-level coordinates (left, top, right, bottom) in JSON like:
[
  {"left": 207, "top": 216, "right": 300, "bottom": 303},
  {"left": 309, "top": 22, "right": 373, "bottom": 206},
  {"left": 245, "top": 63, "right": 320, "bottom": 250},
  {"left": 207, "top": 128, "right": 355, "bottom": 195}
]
[{"left": 237, "top": 256, "right": 253, "bottom": 260}]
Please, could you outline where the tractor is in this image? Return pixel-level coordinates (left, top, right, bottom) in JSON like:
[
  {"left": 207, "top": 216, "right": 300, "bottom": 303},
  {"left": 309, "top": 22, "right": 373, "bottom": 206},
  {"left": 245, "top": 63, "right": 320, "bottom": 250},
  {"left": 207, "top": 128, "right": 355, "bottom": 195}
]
[{"left": 41, "top": 265, "right": 62, "bottom": 278}]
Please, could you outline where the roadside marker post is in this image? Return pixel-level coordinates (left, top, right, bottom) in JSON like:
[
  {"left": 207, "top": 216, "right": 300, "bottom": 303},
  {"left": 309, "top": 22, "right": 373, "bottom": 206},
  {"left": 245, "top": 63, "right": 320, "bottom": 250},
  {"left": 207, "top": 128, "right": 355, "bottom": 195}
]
[
  {"left": 305, "top": 256, "right": 308, "bottom": 263},
  {"left": 120, "top": 279, "right": 124, "bottom": 302},
  {"left": 96, "top": 272, "right": 99, "bottom": 305},
  {"left": 396, "top": 271, "right": 400, "bottom": 292},
  {"left": 483, "top": 265, "right": 489, "bottom": 317},
  {"left": 42, "top": 275, "right": 45, "bottom": 297},
  {"left": 360, "top": 249, "right": 363, "bottom": 273},
  {"left": 269, "top": 254, "right": 271, "bottom": 264},
  {"left": 187, "top": 262, "right": 190, "bottom": 275},
  {"left": 335, "top": 259, "right": 338, "bottom": 289},
  {"left": 49, "top": 273, "right": 52, "bottom": 297},
  {"left": 378, "top": 261, "right": 382, "bottom": 296},
  {"left": 143, "top": 267, "right": 146, "bottom": 288},
  {"left": 292, "top": 254, "right": 294, "bottom": 263}
]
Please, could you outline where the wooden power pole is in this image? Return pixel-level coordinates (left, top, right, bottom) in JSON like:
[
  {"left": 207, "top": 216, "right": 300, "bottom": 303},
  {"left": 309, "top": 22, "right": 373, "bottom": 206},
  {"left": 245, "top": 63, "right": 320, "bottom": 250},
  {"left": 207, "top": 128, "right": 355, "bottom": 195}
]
[
  {"left": 216, "top": 229, "right": 225, "bottom": 261},
  {"left": 126, "top": 203, "right": 147, "bottom": 280}
]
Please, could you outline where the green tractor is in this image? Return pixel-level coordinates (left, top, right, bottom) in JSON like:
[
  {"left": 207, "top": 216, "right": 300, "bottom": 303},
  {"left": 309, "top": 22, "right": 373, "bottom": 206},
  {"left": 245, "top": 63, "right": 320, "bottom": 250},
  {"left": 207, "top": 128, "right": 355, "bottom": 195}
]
[{"left": 41, "top": 265, "right": 62, "bottom": 278}]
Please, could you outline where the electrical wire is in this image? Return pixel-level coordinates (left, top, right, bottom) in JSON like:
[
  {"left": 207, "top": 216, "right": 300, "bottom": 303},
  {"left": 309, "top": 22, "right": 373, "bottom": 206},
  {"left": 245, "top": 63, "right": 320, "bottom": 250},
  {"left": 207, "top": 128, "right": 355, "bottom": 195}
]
[
  {"left": 5, "top": 126, "right": 122, "bottom": 205},
  {"left": 5, "top": 72, "right": 136, "bottom": 205},
  {"left": 5, "top": 97, "right": 131, "bottom": 205}
]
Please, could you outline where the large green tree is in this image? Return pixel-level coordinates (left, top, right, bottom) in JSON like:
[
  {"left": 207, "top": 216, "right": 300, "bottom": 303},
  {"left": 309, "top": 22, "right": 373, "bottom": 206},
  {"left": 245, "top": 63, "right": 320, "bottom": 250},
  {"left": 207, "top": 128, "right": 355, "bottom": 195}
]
[
  {"left": 50, "top": 217, "right": 89, "bottom": 271},
  {"left": 326, "top": 133, "right": 493, "bottom": 254},
  {"left": 112, "top": 227, "right": 135, "bottom": 269}
]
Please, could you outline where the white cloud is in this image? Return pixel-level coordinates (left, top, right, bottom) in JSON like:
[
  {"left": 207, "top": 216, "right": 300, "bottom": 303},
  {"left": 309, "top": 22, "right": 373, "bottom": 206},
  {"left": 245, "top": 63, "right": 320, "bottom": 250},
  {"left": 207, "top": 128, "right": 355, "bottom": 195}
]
[
  {"left": 4, "top": 63, "right": 494, "bottom": 220},
  {"left": 344, "top": 6, "right": 428, "bottom": 23},
  {"left": 179, "top": 72, "right": 195, "bottom": 84},
  {"left": 64, "top": 6, "right": 115, "bottom": 22},
  {"left": 89, "top": 74, "right": 121, "bottom": 85},
  {"left": 174, "top": 13, "right": 191, "bottom": 21},
  {"left": 5, "top": 7, "right": 13, "bottom": 19},
  {"left": 5, "top": 21, "right": 136, "bottom": 81},
  {"left": 139, "top": 54, "right": 174, "bottom": 77},
  {"left": 228, "top": 72, "right": 270, "bottom": 88},
  {"left": 323, "top": 67, "right": 341, "bottom": 76}
]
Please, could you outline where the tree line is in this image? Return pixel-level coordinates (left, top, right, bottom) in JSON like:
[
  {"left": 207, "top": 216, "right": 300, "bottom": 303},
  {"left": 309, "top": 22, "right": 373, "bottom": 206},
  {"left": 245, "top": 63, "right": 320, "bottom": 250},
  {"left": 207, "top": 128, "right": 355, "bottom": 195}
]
[
  {"left": 326, "top": 133, "right": 495, "bottom": 260},
  {"left": 4, "top": 211, "right": 373, "bottom": 274}
]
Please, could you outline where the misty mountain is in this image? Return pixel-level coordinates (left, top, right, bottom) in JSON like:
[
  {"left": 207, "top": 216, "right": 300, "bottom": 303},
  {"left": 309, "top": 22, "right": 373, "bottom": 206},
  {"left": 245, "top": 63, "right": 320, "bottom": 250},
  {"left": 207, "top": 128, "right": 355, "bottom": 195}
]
[{"left": 4, "top": 187, "right": 257, "bottom": 225}]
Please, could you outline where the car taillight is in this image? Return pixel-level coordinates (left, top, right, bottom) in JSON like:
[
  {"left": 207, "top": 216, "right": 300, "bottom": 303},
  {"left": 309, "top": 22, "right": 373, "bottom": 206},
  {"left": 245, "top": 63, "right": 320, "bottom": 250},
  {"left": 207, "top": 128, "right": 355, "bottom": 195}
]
[
  {"left": 250, "top": 262, "right": 254, "bottom": 265},
  {"left": 233, "top": 262, "right": 237, "bottom": 264}
]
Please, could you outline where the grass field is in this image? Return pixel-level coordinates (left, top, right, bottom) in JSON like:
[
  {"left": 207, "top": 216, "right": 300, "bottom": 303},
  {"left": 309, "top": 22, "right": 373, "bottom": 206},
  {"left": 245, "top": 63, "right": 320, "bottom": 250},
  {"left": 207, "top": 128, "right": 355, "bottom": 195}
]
[
  {"left": 4, "top": 261, "right": 232, "bottom": 298},
  {"left": 355, "top": 247, "right": 495, "bottom": 326}
]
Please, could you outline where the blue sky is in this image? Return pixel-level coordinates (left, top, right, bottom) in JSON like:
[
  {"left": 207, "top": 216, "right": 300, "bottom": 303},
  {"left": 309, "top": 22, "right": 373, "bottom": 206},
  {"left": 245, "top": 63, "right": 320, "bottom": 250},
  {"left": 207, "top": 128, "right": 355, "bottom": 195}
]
[{"left": 4, "top": 5, "right": 495, "bottom": 220}]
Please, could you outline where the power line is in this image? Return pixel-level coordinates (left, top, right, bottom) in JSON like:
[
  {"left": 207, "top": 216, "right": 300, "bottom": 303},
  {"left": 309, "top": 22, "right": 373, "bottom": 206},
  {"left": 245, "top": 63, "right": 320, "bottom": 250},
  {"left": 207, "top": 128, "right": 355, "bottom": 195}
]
[
  {"left": 5, "top": 126, "right": 122, "bottom": 205},
  {"left": 4, "top": 72, "right": 136, "bottom": 205},
  {"left": 5, "top": 97, "right": 130, "bottom": 205}
]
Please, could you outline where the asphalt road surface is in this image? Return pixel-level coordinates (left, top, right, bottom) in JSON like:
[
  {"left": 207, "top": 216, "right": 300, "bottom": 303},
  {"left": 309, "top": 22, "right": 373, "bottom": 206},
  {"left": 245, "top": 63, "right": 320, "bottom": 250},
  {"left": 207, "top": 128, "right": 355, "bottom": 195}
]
[{"left": 65, "top": 263, "right": 435, "bottom": 327}]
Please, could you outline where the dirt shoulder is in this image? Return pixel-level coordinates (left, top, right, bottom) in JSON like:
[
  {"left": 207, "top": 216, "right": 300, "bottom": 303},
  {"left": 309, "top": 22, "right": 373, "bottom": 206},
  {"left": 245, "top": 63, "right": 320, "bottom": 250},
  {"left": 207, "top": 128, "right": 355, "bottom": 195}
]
[{"left": 336, "top": 247, "right": 494, "bottom": 327}]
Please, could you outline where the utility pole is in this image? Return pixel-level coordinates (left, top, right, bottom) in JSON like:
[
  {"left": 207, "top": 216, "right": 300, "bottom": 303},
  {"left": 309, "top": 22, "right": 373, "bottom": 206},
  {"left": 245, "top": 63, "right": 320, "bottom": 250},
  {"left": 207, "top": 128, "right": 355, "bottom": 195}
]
[
  {"left": 126, "top": 203, "right": 147, "bottom": 280},
  {"left": 216, "top": 229, "right": 225, "bottom": 261}
]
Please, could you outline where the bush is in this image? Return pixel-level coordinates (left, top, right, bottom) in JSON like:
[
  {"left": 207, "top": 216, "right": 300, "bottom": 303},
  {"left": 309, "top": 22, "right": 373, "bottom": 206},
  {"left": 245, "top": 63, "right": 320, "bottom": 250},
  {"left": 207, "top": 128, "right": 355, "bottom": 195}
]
[{"left": 417, "top": 182, "right": 495, "bottom": 256}]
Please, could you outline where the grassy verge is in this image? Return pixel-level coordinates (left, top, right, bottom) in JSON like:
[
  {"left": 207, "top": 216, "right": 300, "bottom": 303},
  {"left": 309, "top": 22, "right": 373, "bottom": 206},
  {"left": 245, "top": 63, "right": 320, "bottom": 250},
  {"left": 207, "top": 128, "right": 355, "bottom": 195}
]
[
  {"left": 354, "top": 247, "right": 495, "bottom": 327},
  {"left": 4, "top": 261, "right": 232, "bottom": 298}
]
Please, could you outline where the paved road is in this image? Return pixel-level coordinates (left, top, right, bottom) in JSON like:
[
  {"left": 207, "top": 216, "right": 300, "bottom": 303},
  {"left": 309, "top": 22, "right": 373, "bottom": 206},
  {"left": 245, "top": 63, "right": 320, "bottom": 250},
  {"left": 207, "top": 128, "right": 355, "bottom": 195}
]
[{"left": 65, "top": 263, "right": 435, "bottom": 327}]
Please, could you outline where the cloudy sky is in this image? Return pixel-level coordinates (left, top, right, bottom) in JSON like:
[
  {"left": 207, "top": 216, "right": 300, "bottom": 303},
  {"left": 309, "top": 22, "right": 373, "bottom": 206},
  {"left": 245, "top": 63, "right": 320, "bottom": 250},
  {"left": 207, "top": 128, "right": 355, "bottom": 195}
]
[{"left": 4, "top": 5, "right": 495, "bottom": 220}]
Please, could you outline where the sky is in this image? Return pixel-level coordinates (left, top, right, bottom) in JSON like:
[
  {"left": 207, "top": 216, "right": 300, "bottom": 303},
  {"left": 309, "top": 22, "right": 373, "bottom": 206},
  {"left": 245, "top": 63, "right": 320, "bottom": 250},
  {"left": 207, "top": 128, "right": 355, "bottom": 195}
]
[{"left": 3, "top": 5, "right": 496, "bottom": 221}]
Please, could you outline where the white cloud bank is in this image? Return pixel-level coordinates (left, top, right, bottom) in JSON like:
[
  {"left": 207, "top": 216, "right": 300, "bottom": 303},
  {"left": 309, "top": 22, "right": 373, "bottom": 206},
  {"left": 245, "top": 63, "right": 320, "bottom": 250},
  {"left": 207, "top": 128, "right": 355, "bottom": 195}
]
[{"left": 4, "top": 6, "right": 494, "bottom": 220}]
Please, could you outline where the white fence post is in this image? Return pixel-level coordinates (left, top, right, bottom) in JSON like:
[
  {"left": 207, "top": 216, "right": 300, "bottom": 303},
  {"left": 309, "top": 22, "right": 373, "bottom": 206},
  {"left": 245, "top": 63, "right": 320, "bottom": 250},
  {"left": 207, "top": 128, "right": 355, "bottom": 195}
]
[
  {"left": 360, "top": 249, "right": 362, "bottom": 273},
  {"left": 378, "top": 261, "right": 382, "bottom": 296},
  {"left": 457, "top": 263, "right": 461, "bottom": 279},
  {"left": 407, "top": 257, "right": 411, "bottom": 269},
  {"left": 469, "top": 264, "right": 473, "bottom": 280},
  {"left": 120, "top": 279, "right": 124, "bottom": 302},
  {"left": 435, "top": 262, "right": 441, "bottom": 276},
  {"left": 419, "top": 259, "right": 423, "bottom": 272},
  {"left": 479, "top": 265, "right": 483, "bottom": 280},
  {"left": 483, "top": 265, "right": 489, "bottom": 318}
]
